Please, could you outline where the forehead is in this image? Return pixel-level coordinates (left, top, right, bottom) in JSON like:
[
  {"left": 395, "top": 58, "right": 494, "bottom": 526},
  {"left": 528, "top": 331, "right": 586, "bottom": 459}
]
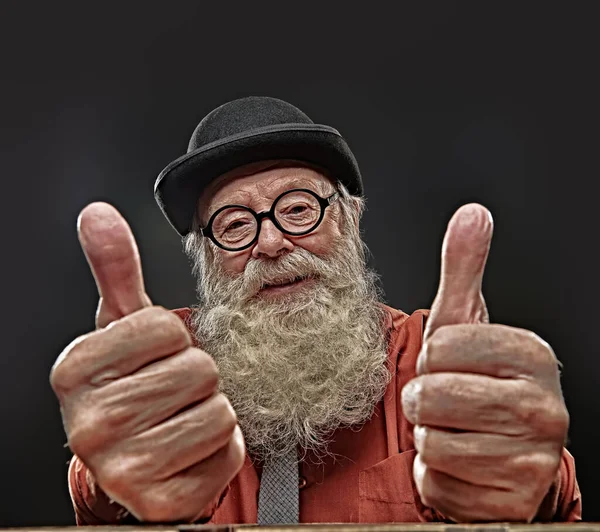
[{"left": 199, "top": 163, "right": 335, "bottom": 218}]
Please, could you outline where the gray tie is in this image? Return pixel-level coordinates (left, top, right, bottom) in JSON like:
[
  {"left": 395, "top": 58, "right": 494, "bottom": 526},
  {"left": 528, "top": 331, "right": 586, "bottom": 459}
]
[{"left": 257, "top": 448, "right": 299, "bottom": 525}]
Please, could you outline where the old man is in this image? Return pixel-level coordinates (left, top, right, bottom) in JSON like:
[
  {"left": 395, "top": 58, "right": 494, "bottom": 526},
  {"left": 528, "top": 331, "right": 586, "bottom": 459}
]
[{"left": 50, "top": 96, "right": 581, "bottom": 525}]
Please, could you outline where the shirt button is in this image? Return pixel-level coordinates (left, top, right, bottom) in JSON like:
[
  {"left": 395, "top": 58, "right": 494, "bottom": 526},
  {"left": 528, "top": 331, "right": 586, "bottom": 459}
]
[{"left": 298, "top": 476, "right": 307, "bottom": 489}]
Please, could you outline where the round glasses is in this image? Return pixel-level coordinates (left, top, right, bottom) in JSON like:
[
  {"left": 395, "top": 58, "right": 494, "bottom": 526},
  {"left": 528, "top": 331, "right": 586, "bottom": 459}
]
[{"left": 200, "top": 188, "right": 340, "bottom": 251}]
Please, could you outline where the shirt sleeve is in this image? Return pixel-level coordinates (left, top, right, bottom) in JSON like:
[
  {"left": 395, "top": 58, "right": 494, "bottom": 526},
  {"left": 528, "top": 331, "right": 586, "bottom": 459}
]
[
  {"left": 68, "top": 454, "right": 229, "bottom": 525},
  {"left": 535, "top": 447, "right": 582, "bottom": 522},
  {"left": 68, "top": 455, "right": 131, "bottom": 525}
]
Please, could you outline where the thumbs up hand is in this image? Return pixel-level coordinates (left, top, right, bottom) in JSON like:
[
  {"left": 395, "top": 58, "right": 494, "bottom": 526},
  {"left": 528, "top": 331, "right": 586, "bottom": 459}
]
[
  {"left": 401, "top": 204, "right": 568, "bottom": 523},
  {"left": 50, "top": 203, "right": 245, "bottom": 523}
]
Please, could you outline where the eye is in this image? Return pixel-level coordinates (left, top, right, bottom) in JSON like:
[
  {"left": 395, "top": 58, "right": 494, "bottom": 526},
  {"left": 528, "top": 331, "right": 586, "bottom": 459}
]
[
  {"left": 226, "top": 220, "right": 249, "bottom": 231},
  {"left": 287, "top": 205, "right": 308, "bottom": 215}
]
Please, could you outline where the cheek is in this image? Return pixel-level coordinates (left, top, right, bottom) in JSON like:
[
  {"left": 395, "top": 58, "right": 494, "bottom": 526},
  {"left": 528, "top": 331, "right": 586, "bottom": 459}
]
[
  {"left": 291, "top": 217, "right": 342, "bottom": 256},
  {"left": 216, "top": 249, "right": 252, "bottom": 274}
]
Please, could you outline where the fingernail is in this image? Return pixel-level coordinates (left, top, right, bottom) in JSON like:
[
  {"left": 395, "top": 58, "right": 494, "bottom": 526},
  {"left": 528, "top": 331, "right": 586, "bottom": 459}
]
[
  {"left": 413, "top": 424, "right": 426, "bottom": 450},
  {"left": 416, "top": 343, "right": 428, "bottom": 375},
  {"left": 401, "top": 379, "right": 422, "bottom": 423},
  {"left": 453, "top": 203, "right": 493, "bottom": 238}
]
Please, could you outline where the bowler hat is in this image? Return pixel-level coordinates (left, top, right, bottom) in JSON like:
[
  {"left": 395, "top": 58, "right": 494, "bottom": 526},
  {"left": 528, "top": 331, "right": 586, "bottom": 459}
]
[{"left": 154, "top": 96, "right": 363, "bottom": 236}]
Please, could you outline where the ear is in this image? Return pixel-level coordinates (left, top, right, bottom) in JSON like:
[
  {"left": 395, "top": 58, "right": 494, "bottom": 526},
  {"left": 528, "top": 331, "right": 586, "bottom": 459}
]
[{"left": 194, "top": 200, "right": 206, "bottom": 230}]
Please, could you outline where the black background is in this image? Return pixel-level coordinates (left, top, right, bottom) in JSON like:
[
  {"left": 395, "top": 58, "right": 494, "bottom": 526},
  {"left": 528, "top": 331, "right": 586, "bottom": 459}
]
[{"left": 1, "top": 1, "right": 599, "bottom": 525}]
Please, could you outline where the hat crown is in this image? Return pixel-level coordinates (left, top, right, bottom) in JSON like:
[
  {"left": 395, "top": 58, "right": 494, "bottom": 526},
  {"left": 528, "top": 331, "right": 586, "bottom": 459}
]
[
  {"left": 188, "top": 96, "right": 314, "bottom": 152},
  {"left": 156, "top": 95, "right": 362, "bottom": 236}
]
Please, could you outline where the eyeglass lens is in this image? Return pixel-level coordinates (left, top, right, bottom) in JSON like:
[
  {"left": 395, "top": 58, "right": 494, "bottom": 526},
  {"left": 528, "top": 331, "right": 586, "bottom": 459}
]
[{"left": 211, "top": 190, "right": 322, "bottom": 249}]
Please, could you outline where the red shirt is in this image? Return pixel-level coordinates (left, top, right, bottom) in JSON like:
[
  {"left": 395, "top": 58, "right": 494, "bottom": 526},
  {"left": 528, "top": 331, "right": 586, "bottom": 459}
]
[{"left": 68, "top": 307, "right": 582, "bottom": 524}]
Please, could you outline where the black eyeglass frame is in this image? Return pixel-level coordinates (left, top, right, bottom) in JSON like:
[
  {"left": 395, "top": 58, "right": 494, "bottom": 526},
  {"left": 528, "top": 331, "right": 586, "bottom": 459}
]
[{"left": 200, "top": 188, "right": 340, "bottom": 251}]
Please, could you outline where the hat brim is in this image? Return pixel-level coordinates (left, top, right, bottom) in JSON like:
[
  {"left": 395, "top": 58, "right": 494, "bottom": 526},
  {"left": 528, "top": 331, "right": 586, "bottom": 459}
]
[{"left": 154, "top": 123, "right": 363, "bottom": 236}]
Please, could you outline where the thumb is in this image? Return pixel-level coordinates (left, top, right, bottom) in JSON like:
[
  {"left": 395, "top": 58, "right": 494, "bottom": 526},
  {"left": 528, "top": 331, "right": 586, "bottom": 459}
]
[
  {"left": 423, "top": 203, "right": 493, "bottom": 340},
  {"left": 77, "top": 202, "right": 152, "bottom": 329}
]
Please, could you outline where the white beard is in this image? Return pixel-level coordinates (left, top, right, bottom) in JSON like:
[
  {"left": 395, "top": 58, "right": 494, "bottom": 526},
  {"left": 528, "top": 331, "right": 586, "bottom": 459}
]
[{"left": 184, "top": 204, "right": 391, "bottom": 462}]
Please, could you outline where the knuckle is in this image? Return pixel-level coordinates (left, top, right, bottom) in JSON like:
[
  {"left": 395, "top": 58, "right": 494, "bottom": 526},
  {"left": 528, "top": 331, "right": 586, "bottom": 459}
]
[
  {"left": 535, "top": 450, "right": 562, "bottom": 476},
  {"left": 418, "top": 475, "right": 436, "bottom": 509},
  {"left": 423, "top": 326, "right": 468, "bottom": 372},
  {"left": 520, "top": 329, "right": 557, "bottom": 369},
  {"left": 505, "top": 383, "right": 545, "bottom": 429},
  {"left": 97, "top": 455, "right": 143, "bottom": 499},
  {"left": 151, "top": 307, "right": 190, "bottom": 336},
  {"left": 418, "top": 375, "right": 435, "bottom": 406},
  {"left": 514, "top": 385, "right": 569, "bottom": 440},
  {"left": 401, "top": 377, "right": 424, "bottom": 424},
  {"left": 104, "top": 312, "right": 138, "bottom": 336},
  {"left": 136, "top": 486, "right": 197, "bottom": 523},
  {"left": 199, "top": 349, "right": 219, "bottom": 376},
  {"left": 190, "top": 349, "right": 219, "bottom": 389},
  {"left": 230, "top": 430, "right": 246, "bottom": 470},
  {"left": 175, "top": 347, "right": 219, "bottom": 400},
  {"left": 49, "top": 361, "right": 72, "bottom": 397},
  {"left": 136, "top": 305, "right": 167, "bottom": 320},
  {"left": 213, "top": 393, "right": 238, "bottom": 430},
  {"left": 68, "top": 409, "right": 110, "bottom": 457},
  {"left": 169, "top": 348, "right": 219, "bottom": 402},
  {"left": 50, "top": 334, "right": 94, "bottom": 395},
  {"left": 530, "top": 337, "right": 554, "bottom": 365},
  {"left": 413, "top": 426, "right": 431, "bottom": 462},
  {"left": 517, "top": 489, "right": 544, "bottom": 522},
  {"left": 131, "top": 306, "right": 191, "bottom": 347},
  {"left": 413, "top": 454, "right": 437, "bottom": 509},
  {"left": 426, "top": 328, "right": 449, "bottom": 354},
  {"left": 67, "top": 430, "right": 90, "bottom": 459},
  {"left": 523, "top": 328, "right": 548, "bottom": 349},
  {"left": 541, "top": 399, "right": 570, "bottom": 441},
  {"left": 135, "top": 492, "right": 174, "bottom": 523},
  {"left": 512, "top": 450, "right": 559, "bottom": 487},
  {"left": 420, "top": 492, "right": 435, "bottom": 510},
  {"left": 419, "top": 442, "right": 438, "bottom": 468},
  {"left": 512, "top": 390, "right": 545, "bottom": 430}
]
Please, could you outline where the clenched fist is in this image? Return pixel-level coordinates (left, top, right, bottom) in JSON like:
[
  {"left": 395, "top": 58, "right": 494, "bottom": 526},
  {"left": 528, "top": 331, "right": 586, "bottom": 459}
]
[
  {"left": 401, "top": 204, "right": 569, "bottom": 522},
  {"left": 50, "top": 203, "right": 245, "bottom": 523}
]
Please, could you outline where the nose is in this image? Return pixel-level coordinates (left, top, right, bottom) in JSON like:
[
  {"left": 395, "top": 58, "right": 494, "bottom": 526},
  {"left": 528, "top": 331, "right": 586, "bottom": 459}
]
[{"left": 251, "top": 218, "right": 294, "bottom": 259}]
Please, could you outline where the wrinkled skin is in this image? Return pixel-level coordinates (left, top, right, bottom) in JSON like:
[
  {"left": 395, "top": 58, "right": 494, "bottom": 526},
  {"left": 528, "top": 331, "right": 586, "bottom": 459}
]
[
  {"left": 49, "top": 166, "right": 348, "bottom": 523},
  {"left": 50, "top": 169, "right": 569, "bottom": 522},
  {"left": 50, "top": 203, "right": 245, "bottom": 522},
  {"left": 401, "top": 204, "right": 568, "bottom": 522}
]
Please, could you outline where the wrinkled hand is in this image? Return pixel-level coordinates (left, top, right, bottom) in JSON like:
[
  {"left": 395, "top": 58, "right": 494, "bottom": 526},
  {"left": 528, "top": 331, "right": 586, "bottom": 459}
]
[
  {"left": 50, "top": 203, "right": 245, "bottom": 523},
  {"left": 401, "top": 204, "right": 568, "bottom": 522}
]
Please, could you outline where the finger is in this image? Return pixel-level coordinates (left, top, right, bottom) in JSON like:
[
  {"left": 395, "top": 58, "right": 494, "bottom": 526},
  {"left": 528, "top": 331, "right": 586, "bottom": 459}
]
[
  {"left": 127, "top": 393, "right": 238, "bottom": 480},
  {"left": 178, "top": 425, "right": 245, "bottom": 523},
  {"left": 77, "top": 202, "right": 151, "bottom": 328},
  {"left": 417, "top": 324, "right": 560, "bottom": 383},
  {"left": 413, "top": 454, "right": 538, "bottom": 522},
  {"left": 413, "top": 425, "right": 559, "bottom": 490},
  {"left": 124, "top": 426, "right": 245, "bottom": 523},
  {"left": 52, "top": 307, "right": 192, "bottom": 395},
  {"left": 401, "top": 373, "right": 552, "bottom": 435},
  {"left": 424, "top": 203, "right": 493, "bottom": 340},
  {"left": 67, "top": 347, "right": 218, "bottom": 453}
]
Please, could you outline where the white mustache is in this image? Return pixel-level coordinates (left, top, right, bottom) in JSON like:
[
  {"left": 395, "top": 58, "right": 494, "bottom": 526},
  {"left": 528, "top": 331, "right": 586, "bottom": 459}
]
[{"left": 238, "top": 249, "right": 329, "bottom": 298}]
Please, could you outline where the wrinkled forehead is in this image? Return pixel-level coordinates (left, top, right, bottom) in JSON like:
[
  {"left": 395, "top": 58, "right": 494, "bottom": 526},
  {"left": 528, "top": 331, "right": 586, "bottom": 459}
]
[{"left": 197, "top": 160, "right": 336, "bottom": 223}]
